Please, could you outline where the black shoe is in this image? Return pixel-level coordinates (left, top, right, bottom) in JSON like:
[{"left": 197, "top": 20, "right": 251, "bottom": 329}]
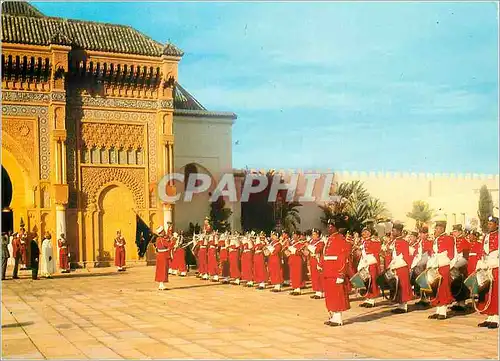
[
  {"left": 271, "top": 289, "right": 281, "bottom": 293},
  {"left": 13, "top": 276, "right": 19, "bottom": 279},
  {"left": 359, "top": 303, "right": 367, "bottom": 308},
  {"left": 415, "top": 300, "right": 429, "bottom": 307},
  {"left": 329, "top": 322, "right": 342, "bottom": 327},
  {"left": 437, "top": 315, "right": 447, "bottom": 320},
  {"left": 310, "top": 295, "right": 320, "bottom": 299},
  {"left": 450, "top": 305, "right": 467, "bottom": 312},
  {"left": 428, "top": 314, "right": 439, "bottom": 319},
  {"left": 478, "top": 321, "right": 491, "bottom": 327},
  {"left": 365, "top": 304, "right": 374, "bottom": 308},
  {"left": 257, "top": 287, "right": 265, "bottom": 290},
  {"left": 487, "top": 322, "right": 499, "bottom": 329},
  {"left": 324, "top": 320, "right": 333, "bottom": 326}
]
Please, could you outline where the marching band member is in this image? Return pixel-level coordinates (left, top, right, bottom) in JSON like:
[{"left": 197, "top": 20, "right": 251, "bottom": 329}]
[
  {"left": 114, "top": 230, "right": 126, "bottom": 272},
  {"left": 321, "top": 217, "right": 350, "bottom": 327},
  {"left": 218, "top": 234, "right": 231, "bottom": 284},
  {"left": 19, "top": 228, "right": 28, "bottom": 270},
  {"left": 58, "top": 233, "right": 70, "bottom": 273},
  {"left": 288, "top": 231, "right": 307, "bottom": 296},
  {"left": 407, "top": 231, "right": 419, "bottom": 266},
  {"left": 228, "top": 235, "right": 242, "bottom": 285},
  {"left": 427, "top": 218, "right": 455, "bottom": 320},
  {"left": 172, "top": 232, "right": 188, "bottom": 277},
  {"left": 450, "top": 224, "right": 471, "bottom": 311},
  {"left": 198, "top": 235, "right": 209, "bottom": 280},
  {"left": 281, "top": 232, "right": 291, "bottom": 287},
  {"left": 477, "top": 216, "right": 498, "bottom": 329},
  {"left": 414, "top": 226, "right": 434, "bottom": 306},
  {"left": 309, "top": 229, "right": 325, "bottom": 299},
  {"left": 389, "top": 222, "right": 413, "bottom": 313},
  {"left": 344, "top": 232, "right": 355, "bottom": 294},
  {"left": 268, "top": 232, "right": 284, "bottom": 292},
  {"left": 358, "top": 226, "right": 382, "bottom": 308},
  {"left": 253, "top": 232, "right": 268, "bottom": 289},
  {"left": 467, "top": 230, "right": 482, "bottom": 275},
  {"left": 207, "top": 233, "right": 220, "bottom": 281},
  {"left": 241, "top": 234, "right": 255, "bottom": 287},
  {"left": 155, "top": 226, "right": 173, "bottom": 290}
]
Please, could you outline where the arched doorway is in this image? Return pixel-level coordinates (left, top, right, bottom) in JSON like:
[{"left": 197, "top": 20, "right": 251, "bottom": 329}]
[
  {"left": 1, "top": 166, "right": 14, "bottom": 232},
  {"left": 97, "top": 184, "right": 136, "bottom": 266}
]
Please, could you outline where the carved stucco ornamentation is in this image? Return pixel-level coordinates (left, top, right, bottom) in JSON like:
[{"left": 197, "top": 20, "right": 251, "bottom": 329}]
[
  {"left": 69, "top": 108, "right": 157, "bottom": 183},
  {"left": 159, "top": 99, "right": 173, "bottom": 109},
  {"left": 51, "top": 91, "right": 66, "bottom": 102},
  {"left": 81, "top": 167, "right": 146, "bottom": 209},
  {"left": 71, "top": 96, "right": 158, "bottom": 110},
  {"left": 2, "top": 91, "right": 50, "bottom": 103},
  {"left": 2, "top": 105, "right": 50, "bottom": 180},
  {"left": 81, "top": 123, "right": 144, "bottom": 150},
  {"left": 1, "top": 118, "right": 35, "bottom": 161}
]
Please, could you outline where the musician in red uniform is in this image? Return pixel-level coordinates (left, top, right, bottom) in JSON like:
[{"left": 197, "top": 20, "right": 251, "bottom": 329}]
[
  {"left": 309, "top": 229, "right": 325, "bottom": 299},
  {"left": 171, "top": 232, "right": 187, "bottom": 277},
  {"left": 198, "top": 235, "right": 209, "bottom": 280},
  {"left": 288, "top": 231, "right": 307, "bottom": 295},
  {"left": 358, "top": 226, "right": 382, "bottom": 308},
  {"left": 253, "top": 233, "right": 268, "bottom": 289},
  {"left": 414, "top": 226, "right": 434, "bottom": 306},
  {"left": 477, "top": 216, "right": 498, "bottom": 329},
  {"left": 467, "top": 230, "right": 482, "bottom": 275},
  {"left": 241, "top": 236, "right": 255, "bottom": 287},
  {"left": 281, "top": 232, "right": 291, "bottom": 287},
  {"left": 207, "top": 234, "right": 220, "bottom": 282},
  {"left": 407, "top": 231, "right": 419, "bottom": 266},
  {"left": 268, "top": 232, "right": 284, "bottom": 292},
  {"left": 58, "top": 234, "right": 70, "bottom": 273},
  {"left": 228, "top": 236, "right": 241, "bottom": 285},
  {"left": 12, "top": 232, "right": 21, "bottom": 279},
  {"left": 428, "top": 219, "right": 455, "bottom": 320},
  {"left": 155, "top": 226, "right": 173, "bottom": 290},
  {"left": 450, "top": 224, "right": 471, "bottom": 311},
  {"left": 321, "top": 217, "right": 350, "bottom": 327},
  {"left": 218, "top": 235, "right": 230, "bottom": 284},
  {"left": 389, "top": 223, "right": 413, "bottom": 313},
  {"left": 114, "top": 230, "right": 126, "bottom": 272}
]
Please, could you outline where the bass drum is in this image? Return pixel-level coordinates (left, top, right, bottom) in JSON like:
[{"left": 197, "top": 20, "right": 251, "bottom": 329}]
[
  {"left": 376, "top": 269, "right": 397, "bottom": 300},
  {"left": 415, "top": 268, "right": 441, "bottom": 296}
]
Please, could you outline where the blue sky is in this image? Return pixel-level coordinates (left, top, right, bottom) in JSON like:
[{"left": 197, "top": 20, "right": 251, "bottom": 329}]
[{"left": 33, "top": 1, "right": 499, "bottom": 173}]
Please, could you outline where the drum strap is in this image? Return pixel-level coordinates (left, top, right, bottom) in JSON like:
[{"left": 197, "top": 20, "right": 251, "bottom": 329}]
[{"left": 473, "top": 279, "right": 493, "bottom": 313}]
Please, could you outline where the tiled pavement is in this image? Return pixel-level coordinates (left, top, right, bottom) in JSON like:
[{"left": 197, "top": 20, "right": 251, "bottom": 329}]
[{"left": 1, "top": 265, "right": 498, "bottom": 359}]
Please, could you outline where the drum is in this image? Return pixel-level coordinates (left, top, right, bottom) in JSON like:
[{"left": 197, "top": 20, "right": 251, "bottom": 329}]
[
  {"left": 263, "top": 248, "right": 271, "bottom": 257},
  {"left": 376, "top": 269, "right": 397, "bottom": 300},
  {"left": 415, "top": 268, "right": 441, "bottom": 295},
  {"left": 450, "top": 256, "right": 468, "bottom": 281},
  {"left": 350, "top": 268, "right": 371, "bottom": 290}
]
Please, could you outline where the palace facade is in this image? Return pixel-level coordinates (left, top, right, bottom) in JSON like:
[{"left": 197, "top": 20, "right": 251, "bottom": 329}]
[{"left": 1, "top": 2, "right": 236, "bottom": 266}]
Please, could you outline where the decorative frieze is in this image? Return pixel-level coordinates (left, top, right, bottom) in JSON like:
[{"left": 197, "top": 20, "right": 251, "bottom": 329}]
[{"left": 2, "top": 91, "right": 50, "bottom": 103}]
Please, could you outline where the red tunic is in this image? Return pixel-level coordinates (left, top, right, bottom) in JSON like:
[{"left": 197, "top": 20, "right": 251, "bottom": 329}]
[
  {"left": 58, "top": 238, "right": 70, "bottom": 270},
  {"left": 228, "top": 243, "right": 241, "bottom": 279},
  {"left": 321, "top": 233, "right": 350, "bottom": 312},
  {"left": 114, "top": 237, "right": 126, "bottom": 267},
  {"left": 362, "top": 238, "right": 381, "bottom": 299},
  {"left": 155, "top": 236, "right": 173, "bottom": 282},
  {"left": 218, "top": 240, "right": 230, "bottom": 277},
  {"left": 241, "top": 242, "right": 254, "bottom": 282},
  {"left": 268, "top": 240, "right": 283, "bottom": 285},
  {"left": 478, "top": 230, "right": 498, "bottom": 316},
  {"left": 288, "top": 240, "right": 306, "bottom": 289},
  {"left": 309, "top": 237, "right": 325, "bottom": 293},
  {"left": 467, "top": 241, "right": 483, "bottom": 275},
  {"left": 253, "top": 242, "right": 268, "bottom": 283},
  {"left": 20, "top": 236, "right": 27, "bottom": 264},
  {"left": 455, "top": 236, "right": 471, "bottom": 256},
  {"left": 282, "top": 238, "right": 291, "bottom": 282},
  {"left": 431, "top": 234, "right": 455, "bottom": 306},
  {"left": 392, "top": 237, "right": 413, "bottom": 303},
  {"left": 197, "top": 239, "right": 208, "bottom": 275},
  {"left": 344, "top": 240, "right": 355, "bottom": 293},
  {"left": 207, "top": 238, "right": 219, "bottom": 276}
]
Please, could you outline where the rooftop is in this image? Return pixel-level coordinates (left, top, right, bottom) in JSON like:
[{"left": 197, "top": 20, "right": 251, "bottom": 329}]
[{"left": 1, "top": 1, "right": 183, "bottom": 57}]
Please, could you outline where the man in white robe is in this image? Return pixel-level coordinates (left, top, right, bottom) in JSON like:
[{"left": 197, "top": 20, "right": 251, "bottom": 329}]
[{"left": 40, "top": 233, "right": 55, "bottom": 278}]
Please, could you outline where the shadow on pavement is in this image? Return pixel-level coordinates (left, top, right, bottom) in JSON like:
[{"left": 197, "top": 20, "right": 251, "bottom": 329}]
[{"left": 2, "top": 321, "right": 34, "bottom": 329}]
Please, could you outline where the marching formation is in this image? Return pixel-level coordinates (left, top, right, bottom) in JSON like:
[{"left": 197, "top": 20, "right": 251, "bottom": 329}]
[{"left": 150, "top": 215, "right": 499, "bottom": 329}]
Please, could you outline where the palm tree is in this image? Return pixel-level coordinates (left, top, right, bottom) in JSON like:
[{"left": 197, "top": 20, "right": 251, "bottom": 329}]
[
  {"left": 319, "top": 180, "right": 389, "bottom": 233},
  {"left": 406, "top": 200, "right": 434, "bottom": 230},
  {"left": 278, "top": 201, "right": 302, "bottom": 234}
]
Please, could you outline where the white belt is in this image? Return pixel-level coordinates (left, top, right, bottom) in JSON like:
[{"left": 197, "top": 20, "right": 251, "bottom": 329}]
[
  {"left": 209, "top": 246, "right": 216, "bottom": 249},
  {"left": 229, "top": 249, "right": 238, "bottom": 252},
  {"left": 323, "top": 255, "right": 338, "bottom": 261},
  {"left": 220, "top": 247, "right": 226, "bottom": 250},
  {"left": 60, "top": 246, "right": 67, "bottom": 249},
  {"left": 255, "top": 250, "right": 262, "bottom": 254},
  {"left": 200, "top": 246, "right": 207, "bottom": 249},
  {"left": 243, "top": 250, "right": 251, "bottom": 253},
  {"left": 469, "top": 253, "right": 477, "bottom": 256},
  {"left": 157, "top": 249, "right": 168, "bottom": 253}
]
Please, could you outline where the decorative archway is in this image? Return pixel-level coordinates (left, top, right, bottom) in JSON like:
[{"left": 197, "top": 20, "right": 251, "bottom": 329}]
[
  {"left": 96, "top": 182, "right": 137, "bottom": 266},
  {"left": 175, "top": 162, "right": 216, "bottom": 232}
]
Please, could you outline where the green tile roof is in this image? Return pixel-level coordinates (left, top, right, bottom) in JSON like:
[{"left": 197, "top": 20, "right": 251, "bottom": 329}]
[{"left": 1, "top": 2, "right": 183, "bottom": 57}]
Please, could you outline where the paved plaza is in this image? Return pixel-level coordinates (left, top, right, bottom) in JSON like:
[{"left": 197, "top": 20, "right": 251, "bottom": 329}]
[{"left": 1, "top": 265, "right": 498, "bottom": 359}]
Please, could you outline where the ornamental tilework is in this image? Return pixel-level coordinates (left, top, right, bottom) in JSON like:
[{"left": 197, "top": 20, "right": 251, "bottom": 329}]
[{"left": 2, "top": 104, "right": 50, "bottom": 180}]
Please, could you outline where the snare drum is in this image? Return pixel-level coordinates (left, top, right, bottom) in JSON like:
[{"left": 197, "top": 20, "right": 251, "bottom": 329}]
[
  {"left": 416, "top": 268, "right": 441, "bottom": 295},
  {"left": 350, "top": 268, "right": 371, "bottom": 290}
]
